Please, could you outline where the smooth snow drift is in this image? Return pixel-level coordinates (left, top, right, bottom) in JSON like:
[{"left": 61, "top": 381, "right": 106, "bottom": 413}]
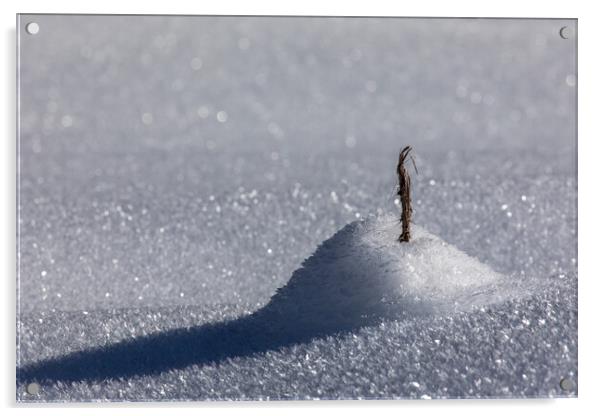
[{"left": 259, "top": 213, "right": 524, "bottom": 332}]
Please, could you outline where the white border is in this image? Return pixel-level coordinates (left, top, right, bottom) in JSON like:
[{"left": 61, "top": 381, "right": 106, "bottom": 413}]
[{"left": 2, "top": 1, "right": 600, "bottom": 415}]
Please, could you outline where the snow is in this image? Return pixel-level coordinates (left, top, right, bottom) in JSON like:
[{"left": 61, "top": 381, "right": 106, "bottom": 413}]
[
  {"left": 16, "top": 212, "right": 574, "bottom": 400},
  {"left": 260, "top": 214, "right": 522, "bottom": 333},
  {"left": 17, "top": 15, "right": 577, "bottom": 401}
]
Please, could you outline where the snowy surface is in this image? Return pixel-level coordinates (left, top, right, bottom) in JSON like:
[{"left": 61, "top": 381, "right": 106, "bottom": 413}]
[
  {"left": 17, "top": 15, "right": 577, "bottom": 401},
  {"left": 260, "top": 214, "right": 519, "bottom": 329}
]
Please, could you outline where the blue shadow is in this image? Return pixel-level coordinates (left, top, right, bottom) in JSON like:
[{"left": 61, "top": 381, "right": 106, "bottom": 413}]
[{"left": 18, "top": 221, "right": 388, "bottom": 383}]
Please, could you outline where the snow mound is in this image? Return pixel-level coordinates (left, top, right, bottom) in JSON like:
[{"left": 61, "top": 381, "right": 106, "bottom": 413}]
[{"left": 258, "top": 213, "right": 525, "bottom": 331}]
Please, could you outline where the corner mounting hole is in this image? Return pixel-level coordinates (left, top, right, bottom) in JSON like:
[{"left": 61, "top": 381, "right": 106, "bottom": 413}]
[
  {"left": 26, "top": 22, "right": 40, "bottom": 35},
  {"left": 559, "top": 377, "right": 574, "bottom": 391},
  {"left": 559, "top": 26, "right": 573, "bottom": 40},
  {"left": 26, "top": 382, "right": 40, "bottom": 395}
]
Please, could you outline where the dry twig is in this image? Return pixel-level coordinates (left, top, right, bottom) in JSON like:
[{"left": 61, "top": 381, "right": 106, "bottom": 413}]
[{"left": 396, "top": 146, "right": 416, "bottom": 242}]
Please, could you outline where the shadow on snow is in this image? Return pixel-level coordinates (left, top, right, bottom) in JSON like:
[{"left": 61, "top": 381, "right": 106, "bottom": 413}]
[{"left": 18, "top": 222, "right": 395, "bottom": 384}]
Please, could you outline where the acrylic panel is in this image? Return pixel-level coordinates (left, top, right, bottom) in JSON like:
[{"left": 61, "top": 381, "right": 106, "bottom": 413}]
[{"left": 16, "top": 14, "right": 577, "bottom": 401}]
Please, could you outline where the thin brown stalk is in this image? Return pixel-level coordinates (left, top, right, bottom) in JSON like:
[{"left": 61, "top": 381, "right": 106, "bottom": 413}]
[{"left": 396, "top": 146, "right": 416, "bottom": 242}]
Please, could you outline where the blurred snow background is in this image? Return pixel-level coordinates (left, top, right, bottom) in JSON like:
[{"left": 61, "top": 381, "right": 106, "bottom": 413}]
[{"left": 17, "top": 15, "right": 576, "bottom": 401}]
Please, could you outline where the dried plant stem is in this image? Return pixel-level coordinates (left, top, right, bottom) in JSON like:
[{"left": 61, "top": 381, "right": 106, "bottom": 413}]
[{"left": 397, "top": 146, "right": 415, "bottom": 242}]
